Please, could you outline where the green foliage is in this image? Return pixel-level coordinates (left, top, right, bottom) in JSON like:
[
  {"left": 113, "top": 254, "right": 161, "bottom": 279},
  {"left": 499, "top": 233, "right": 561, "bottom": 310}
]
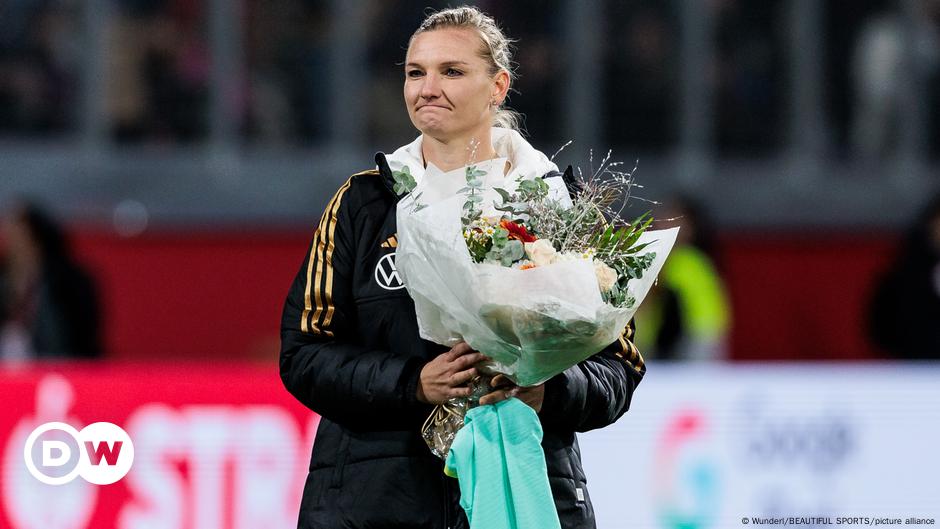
[
  {"left": 602, "top": 280, "right": 638, "bottom": 309},
  {"left": 484, "top": 227, "right": 525, "bottom": 266},
  {"left": 590, "top": 212, "right": 653, "bottom": 257},
  {"left": 455, "top": 156, "right": 659, "bottom": 292},
  {"left": 492, "top": 186, "right": 531, "bottom": 223},
  {"left": 517, "top": 178, "right": 549, "bottom": 202},
  {"left": 466, "top": 233, "right": 492, "bottom": 263},
  {"left": 599, "top": 250, "right": 654, "bottom": 309},
  {"left": 460, "top": 164, "right": 487, "bottom": 225},
  {"left": 488, "top": 176, "right": 549, "bottom": 224},
  {"left": 392, "top": 165, "right": 417, "bottom": 196}
]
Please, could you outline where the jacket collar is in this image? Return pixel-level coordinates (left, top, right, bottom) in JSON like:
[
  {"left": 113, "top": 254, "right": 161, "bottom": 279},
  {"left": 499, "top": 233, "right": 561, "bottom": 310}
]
[{"left": 374, "top": 152, "right": 398, "bottom": 197}]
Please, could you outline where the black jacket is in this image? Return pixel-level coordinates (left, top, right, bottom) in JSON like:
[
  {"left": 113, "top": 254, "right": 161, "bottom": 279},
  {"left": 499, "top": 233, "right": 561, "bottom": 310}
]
[{"left": 280, "top": 153, "right": 646, "bottom": 529}]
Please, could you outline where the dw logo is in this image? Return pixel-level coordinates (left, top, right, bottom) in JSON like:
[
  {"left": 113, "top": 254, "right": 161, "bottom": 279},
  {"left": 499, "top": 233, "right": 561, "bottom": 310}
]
[
  {"left": 374, "top": 252, "right": 405, "bottom": 290},
  {"left": 23, "top": 421, "right": 134, "bottom": 485}
]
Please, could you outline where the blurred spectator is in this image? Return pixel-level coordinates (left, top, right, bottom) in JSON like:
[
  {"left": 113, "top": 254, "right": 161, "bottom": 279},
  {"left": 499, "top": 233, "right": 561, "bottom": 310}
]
[
  {"left": 604, "top": 1, "right": 678, "bottom": 152},
  {"left": 0, "top": 202, "right": 101, "bottom": 361},
  {"left": 243, "top": 0, "right": 330, "bottom": 144},
  {"left": 869, "top": 191, "right": 940, "bottom": 359},
  {"left": 635, "top": 195, "right": 731, "bottom": 361},
  {"left": 108, "top": 0, "right": 210, "bottom": 143},
  {"left": 0, "top": 0, "right": 79, "bottom": 136},
  {"left": 849, "top": 0, "right": 940, "bottom": 159},
  {"left": 712, "top": 0, "right": 785, "bottom": 156}
]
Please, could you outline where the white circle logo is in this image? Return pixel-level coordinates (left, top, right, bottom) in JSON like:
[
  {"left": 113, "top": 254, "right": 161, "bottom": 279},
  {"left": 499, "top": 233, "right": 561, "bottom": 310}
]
[
  {"left": 23, "top": 421, "right": 134, "bottom": 485},
  {"left": 374, "top": 252, "right": 405, "bottom": 290}
]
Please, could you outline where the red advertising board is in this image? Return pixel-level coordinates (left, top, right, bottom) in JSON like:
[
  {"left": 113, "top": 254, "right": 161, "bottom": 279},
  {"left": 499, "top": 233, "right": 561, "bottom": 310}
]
[{"left": 0, "top": 362, "right": 317, "bottom": 529}]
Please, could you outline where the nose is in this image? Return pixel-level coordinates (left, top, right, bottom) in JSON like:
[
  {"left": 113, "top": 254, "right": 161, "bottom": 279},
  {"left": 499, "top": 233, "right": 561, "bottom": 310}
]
[{"left": 419, "top": 72, "right": 441, "bottom": 100}]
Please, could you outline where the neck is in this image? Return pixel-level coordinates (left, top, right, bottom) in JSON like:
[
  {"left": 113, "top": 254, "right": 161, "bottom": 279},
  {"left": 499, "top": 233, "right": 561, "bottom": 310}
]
[{"left": 421, "top": 127, "right": 498, "bottom": 172}]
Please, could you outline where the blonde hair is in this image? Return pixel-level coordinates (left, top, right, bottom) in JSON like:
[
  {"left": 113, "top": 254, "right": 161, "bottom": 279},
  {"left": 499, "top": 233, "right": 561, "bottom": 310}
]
[{"left": 409, "top": 6, "right": 522, "bottom": 132}]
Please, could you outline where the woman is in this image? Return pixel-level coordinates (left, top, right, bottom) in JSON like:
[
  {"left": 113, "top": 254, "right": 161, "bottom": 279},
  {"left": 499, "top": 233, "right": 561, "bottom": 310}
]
[
  {"left": 869, "top": 192, "right": 940, "bottom": 359},
  {"left": 636, "top": 195, "right": 730, "bottom": 361},
  {"left": 0, "top": 202, "right": 101, "bottom": 361},
  {"left": 280, "top": 7, "right": 645, "bottom": 528}
]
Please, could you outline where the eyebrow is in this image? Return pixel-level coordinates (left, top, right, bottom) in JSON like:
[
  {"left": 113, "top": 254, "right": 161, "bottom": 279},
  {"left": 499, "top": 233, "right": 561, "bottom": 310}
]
[{"left": 405, "top": 61, "right": 471, "bottom": 69}]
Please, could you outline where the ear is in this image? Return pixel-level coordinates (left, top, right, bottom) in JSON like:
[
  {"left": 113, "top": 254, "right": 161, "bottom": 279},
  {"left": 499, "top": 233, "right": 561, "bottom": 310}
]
[{"left": 491, "top": 69, "right": 510, "bottom": 105}]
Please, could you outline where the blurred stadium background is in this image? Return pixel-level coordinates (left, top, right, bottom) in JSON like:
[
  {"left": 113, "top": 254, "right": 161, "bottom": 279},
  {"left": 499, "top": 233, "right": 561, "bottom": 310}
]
[{"left": 1, "top": 1, "right": 938, "bottom": 528}]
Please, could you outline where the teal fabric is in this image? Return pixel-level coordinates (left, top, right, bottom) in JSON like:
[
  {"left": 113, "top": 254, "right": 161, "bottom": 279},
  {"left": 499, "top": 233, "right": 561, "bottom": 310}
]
[{"left": 444, "top": 398, "right": 562, "bottom": 529}]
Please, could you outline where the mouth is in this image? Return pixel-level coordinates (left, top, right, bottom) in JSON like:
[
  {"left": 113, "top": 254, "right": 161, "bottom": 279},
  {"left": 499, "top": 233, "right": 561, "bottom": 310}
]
[{"left": 417, "top": 104, "right": 449, "bottom": 111}]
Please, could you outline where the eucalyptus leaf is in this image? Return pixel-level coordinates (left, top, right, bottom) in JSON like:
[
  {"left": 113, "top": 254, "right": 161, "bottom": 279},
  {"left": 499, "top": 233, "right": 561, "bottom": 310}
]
[
  {"left": 391, "top": 165, "right": 417, "bottom": 196},
  {"left": 505, "top": 240, "right": 524, "bottom": 261},
  {"left": 493, "top": 188, "right": 512, "bottom": 203}
]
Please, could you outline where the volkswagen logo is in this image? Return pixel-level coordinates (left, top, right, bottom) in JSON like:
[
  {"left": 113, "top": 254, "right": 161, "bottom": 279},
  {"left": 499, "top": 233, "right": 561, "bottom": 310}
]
[{"left": 374, "top": 253, "right": 405, "bottom": 290}]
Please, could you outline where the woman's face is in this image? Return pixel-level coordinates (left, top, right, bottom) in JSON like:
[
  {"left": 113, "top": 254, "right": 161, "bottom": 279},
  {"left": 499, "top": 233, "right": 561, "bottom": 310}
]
[
  {"left": 1, "top": 210, "right": 38, "bottom": 266},
  {"left": 404, "top": 27, "right": 507, "bottom": 141}
]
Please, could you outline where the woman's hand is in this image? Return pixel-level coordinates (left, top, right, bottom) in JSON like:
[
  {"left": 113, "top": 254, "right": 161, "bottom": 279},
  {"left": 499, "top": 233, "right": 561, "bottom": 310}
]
[
  {"left": 478, "top": 374, "right": 545, "bottom": 412},
  {"left": 417, "top": 342, "right": 488, "bottom": 405}
]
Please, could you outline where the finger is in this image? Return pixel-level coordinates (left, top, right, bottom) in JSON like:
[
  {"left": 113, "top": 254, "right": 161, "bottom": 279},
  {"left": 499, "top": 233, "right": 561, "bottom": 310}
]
[
  {"left": 477, "top": 390, "right": 499, "bottom": 406},
  {"left": 479, "top": 388, "right": 516, "bottom": 406},
  {"left": 490, "top": 374, "right": 515, "bottom": 389},
  {"left": 442, "top": 343, "right": 463, "bottom": 361},
  {"left": 454, "top": 352, "right": 487, "bottom": 370},
  {"left": 450, "top": 386, "right": 473, "bottom": 398},
  {"left": 448, "top": 367, "right": 477, "bottom": 387},
  {"left": 448, "top": 342, "right": 473, "bottom": 358}
]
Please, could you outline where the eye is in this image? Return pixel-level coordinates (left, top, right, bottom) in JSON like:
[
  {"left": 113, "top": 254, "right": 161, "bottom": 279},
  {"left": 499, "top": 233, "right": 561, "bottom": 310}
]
[
  {"left": 444, "top": 68, "right": 463, "bottom": 77},
  {"left": 407, "top": 69, "right": 424, "bottom": 78}
]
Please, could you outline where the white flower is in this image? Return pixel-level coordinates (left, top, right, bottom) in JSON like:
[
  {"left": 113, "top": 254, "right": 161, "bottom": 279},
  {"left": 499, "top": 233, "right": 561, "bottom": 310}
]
[
  {"left": 593, "top": 260, "right": 619, "bottom": 293},
  {"left": 554, "top": 251, "right": 589, "bottom": 263},
  {"left": 524, "top": 239, "right": 558, "bottom": 267}
]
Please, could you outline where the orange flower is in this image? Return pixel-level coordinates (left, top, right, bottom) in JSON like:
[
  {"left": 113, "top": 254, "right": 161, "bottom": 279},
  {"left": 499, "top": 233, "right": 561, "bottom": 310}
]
[
  {"left": 519, "top": 263, "right": 538, "bottom": 270},
  {"left": 500, "top": 219, "right": 537, "bottom": 243}
]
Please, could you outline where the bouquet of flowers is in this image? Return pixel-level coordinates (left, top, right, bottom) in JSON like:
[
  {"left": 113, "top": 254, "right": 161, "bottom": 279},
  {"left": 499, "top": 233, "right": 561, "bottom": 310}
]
[{"left": 394, "top": 149, "right": 677, "bottom": 458}]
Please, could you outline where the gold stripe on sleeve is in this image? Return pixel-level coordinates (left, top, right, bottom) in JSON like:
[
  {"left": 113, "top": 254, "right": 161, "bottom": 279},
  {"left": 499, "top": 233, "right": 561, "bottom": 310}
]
[
  {"left": 309, "top": 179, "right": 352, "bottom": 334},
  {"left": 320, "top": 171, "right": 378, "bottom": 330},
  {"left": 319, "top": 187, "right": 349, "bottom": 331},
  {"left": 301, "top": 208, "right": 331, "bottom": 333},
  {"left": 301, "top": 179, "right": 352, "bottom": 334},
  {"left": 616, "top": 324, "right": 645, "bottom": 375}
]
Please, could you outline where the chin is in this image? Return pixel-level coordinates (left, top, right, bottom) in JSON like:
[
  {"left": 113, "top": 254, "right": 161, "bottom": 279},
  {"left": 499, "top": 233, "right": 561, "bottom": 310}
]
[{"left": 415, "top": 120, "right": 453, "bottom": 138}]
